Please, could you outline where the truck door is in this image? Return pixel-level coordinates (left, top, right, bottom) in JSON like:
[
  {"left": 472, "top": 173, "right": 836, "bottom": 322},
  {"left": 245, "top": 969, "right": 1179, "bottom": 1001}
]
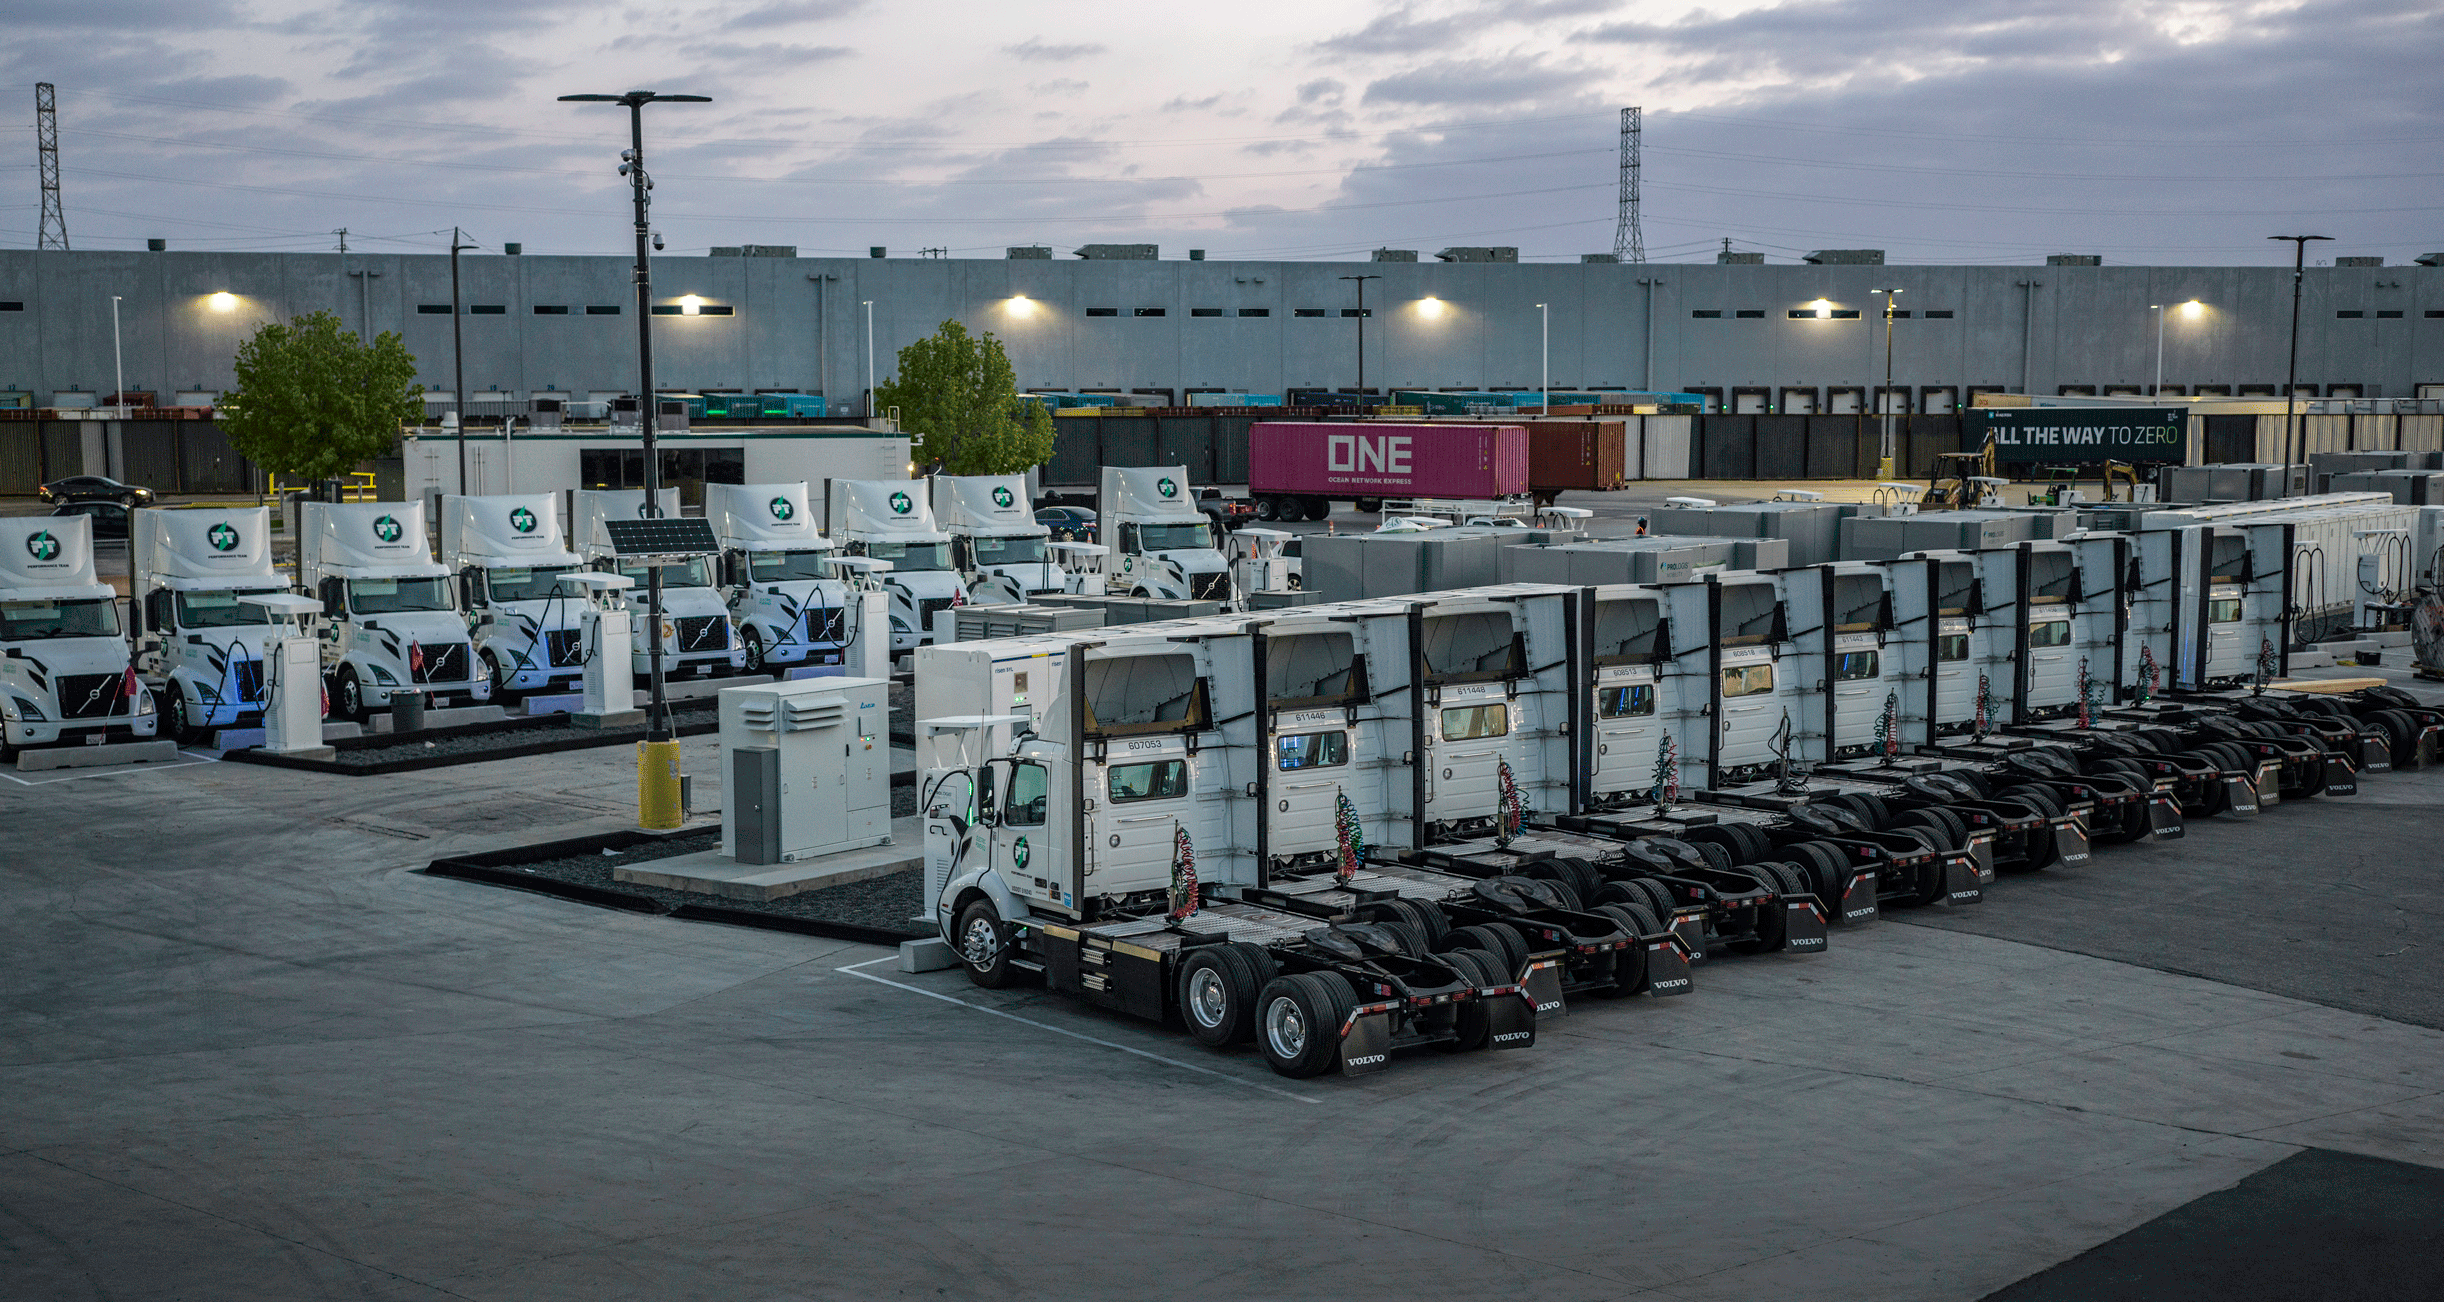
[
  {"left": 1268, "top": 709, "right": 1351, "bottom": 861},
  {"left": 1830, "top": 634, "right": 1884, "bottom": 752},
  {"left": 1715, "top": 646, "right": 1784, "bottom": 775},
  {"left": 1592, "top": 665, "right": 1658, "bottom": 793},
  {"left": 1091, "top": 738, "right": 1195, "bottom": 898},
  {"left": 1934, "top": 619, "right": 1974, "bottom": 731},
  {"left": 1428, "top": 685, "right": 1510, "bottom": 824}
]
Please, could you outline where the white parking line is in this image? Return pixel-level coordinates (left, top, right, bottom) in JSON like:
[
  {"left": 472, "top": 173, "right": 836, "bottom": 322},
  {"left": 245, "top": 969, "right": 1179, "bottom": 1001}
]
[
  {"left": 0, "top": 749, "right": 219, "bottom": 787},
  {"left": 834, "top": 956, "right": 1322, "bottom": 1104}
]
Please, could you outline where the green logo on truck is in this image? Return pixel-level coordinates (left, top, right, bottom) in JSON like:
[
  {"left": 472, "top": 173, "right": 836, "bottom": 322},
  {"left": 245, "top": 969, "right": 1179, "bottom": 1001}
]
[
  {"left": 25, "top": 530, "right": 59, "bottom": 562},
  {"left": 770, "top": 496, "right": 794, "bottom": 521},
  {"left": 207, "top": 522, "right": 240, "bottom": 552},
  {"left": 509, "top": 506, "right": 537, "bottom": 533},
  {"left": 992, "top": 485, "right": 1015, "bottom": 509},
  {"left": 1012, "top": 836, "right": 1030, "bottom": 870},
  {"left": 1156, "top": 477, "right": 1177, "bottom": 498},
  {"left": 888, "top": 491, "right": 913, "bottom": 514},
  {"left": 372, "top": 514, "right": 402, "bottom": 543}
]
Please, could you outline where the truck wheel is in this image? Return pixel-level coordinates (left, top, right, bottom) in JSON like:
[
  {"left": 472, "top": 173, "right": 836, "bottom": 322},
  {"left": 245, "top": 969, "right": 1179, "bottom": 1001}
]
[
  {"left": 1253, "top": 496, "right": 1280, "bottom": 522},
  {"left": 741, "top": 628, "right": 767, "bottom": 675},
  {"left": 1301, "top": 497, "right": 1331, "bottom": 521},
  {"left": 163, "top": 681, "right": 201, "bottom": 746},
  {"left": 954, "top": 898, "right": 1019, "bottom": 989},
  {"left": 335, "top": 667, "right": 367, "bottom": 723},
  {"left": 1177, "top": 946, "right": 1260, "bottom": 1047},
  {"left": 482, "top": 653, "right": 522, "bottom": 706},
  {"left": 1258, "top": 973, "right": 1352, "bottom": 1078},
  {"left": 1355, "top": 497, "right": 1382, "bottom": 514},
  {"left": 1440, "top": 950, "right": 1503, "bottom": 1050}
]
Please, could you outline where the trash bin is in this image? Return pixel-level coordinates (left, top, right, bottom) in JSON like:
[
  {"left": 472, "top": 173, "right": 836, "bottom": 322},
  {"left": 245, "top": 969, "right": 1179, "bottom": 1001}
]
[{"left": 390, "top": 690, "right": 427, "bottom": 734}]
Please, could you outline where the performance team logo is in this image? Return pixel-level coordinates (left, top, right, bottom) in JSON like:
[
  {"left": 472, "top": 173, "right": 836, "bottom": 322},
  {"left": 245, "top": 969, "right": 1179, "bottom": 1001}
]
[
  {"left": 25, "top": 530, "right": 59, "bottom": 562},
  {"left": 991, "top": 485, "right": 1014, "bottom": 508},
  {"left": 509, "top": 506, "right": 537, "bottom": 533},
  {"left": 1012, "top": 836, "right": 1030, "bottom": 870},
  {"left": 770, "top": 497, "right": 794, "bottom": 521},
  {"left": 207, "top": 522, "right": 240, "bottom": 552},
  {"left": 1156, "top": 477, "right": 1177, "bottom": 498},
  {"left": 888, "top": 491, "right": 913, "bottom": 514},
  {"left": 373, "top": 514, "right": 403, "bottom": 543}
]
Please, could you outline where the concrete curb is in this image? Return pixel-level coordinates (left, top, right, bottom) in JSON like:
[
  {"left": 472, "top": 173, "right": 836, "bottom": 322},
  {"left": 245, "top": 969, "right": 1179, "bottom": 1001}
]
[{"left": 15, "top": 739, "right": 181, "bottom": 772}]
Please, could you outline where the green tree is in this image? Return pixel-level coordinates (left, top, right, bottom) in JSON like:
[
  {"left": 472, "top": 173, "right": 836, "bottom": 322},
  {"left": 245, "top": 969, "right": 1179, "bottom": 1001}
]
[
  {"left": 873, "top": 319, "right": 1055, "bottom": 475},
  {"left": 219, "top": 310, "right": 422, "bottom": 482}
]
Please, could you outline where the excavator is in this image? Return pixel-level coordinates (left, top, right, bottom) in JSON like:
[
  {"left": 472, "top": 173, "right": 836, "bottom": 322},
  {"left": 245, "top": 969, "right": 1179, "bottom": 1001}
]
[{"left": 2030, "top": 459, "right": 2143, "bottom": 506}]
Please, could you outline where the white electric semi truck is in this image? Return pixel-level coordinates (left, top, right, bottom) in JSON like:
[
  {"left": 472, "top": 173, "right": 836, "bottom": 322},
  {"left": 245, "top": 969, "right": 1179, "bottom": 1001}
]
[
  {"left": 933, "top": 474, "right": 1102, "bottom": 605},
  {"left": 707, "top": 481, "right": 861, "bottom": 675},
  {"left": 443, "top": 493, "right": 590, "bottom": 702},
  {"left": 130, "top": 506, "right": 292, "bottom": 743},
  {"left": 299, "top": 499, "right": 490, "bottom": 720},
  {"left": 0, "top": 514, "right": 158, "bottom": 758},
  {"left": 827, "top": 478, "right": 964, "bottom": 651},
  {"left": 1098, "top": 466, "right": 1233, "bottom": 603},
  {"left": 573, "top": 488, "right": 746, "bottom": 682}
]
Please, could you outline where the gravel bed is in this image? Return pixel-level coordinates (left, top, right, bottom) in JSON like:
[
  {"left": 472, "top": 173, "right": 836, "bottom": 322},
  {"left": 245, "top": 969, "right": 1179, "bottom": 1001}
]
[
  {"left": 495, "top": 828, "right": 930, "bottom": 938},
  {"left": 322, "top": 705, "right": 718, "bottom": 767}
]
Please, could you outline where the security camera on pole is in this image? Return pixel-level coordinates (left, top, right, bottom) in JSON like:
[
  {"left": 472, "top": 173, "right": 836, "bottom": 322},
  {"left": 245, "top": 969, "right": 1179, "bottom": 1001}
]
[{"left": 560, "top": 87, "right": 710, "bottom": 829}]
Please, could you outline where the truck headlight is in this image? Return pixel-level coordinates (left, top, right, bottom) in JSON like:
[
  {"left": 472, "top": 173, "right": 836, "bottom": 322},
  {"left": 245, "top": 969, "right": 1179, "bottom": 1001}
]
[
  {"left": 371, "top": 665, "right": 398, "bottom": 684},
  {"left": 6, "top": 697, "right": 42, "bottom": 721},
  {"left": 890, "top": 616, "right": 909, "bottom": 631},
  {"left": 136, "top": 688, "right": 155, "bottom": 715}
]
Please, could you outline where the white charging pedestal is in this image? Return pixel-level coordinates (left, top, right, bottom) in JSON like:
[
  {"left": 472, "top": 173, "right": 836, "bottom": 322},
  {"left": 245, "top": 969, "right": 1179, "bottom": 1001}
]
[
  {"left": 568, "top": 571, "right": 642, "bottom": 729},
  {"left": 240, "top": 592, "right": 332, "bottom": 759},
  {"left": 830, "top": 557, "right": 896, "bottom": 680}
]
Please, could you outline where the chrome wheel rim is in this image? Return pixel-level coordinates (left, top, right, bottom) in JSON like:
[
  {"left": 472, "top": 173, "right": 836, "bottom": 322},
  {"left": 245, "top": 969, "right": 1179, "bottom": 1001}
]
[
  {"left": 1263, "top": 993, "right": 1307, "bottom": 1060},
  {"left": 1187, "top": 968, "right": 1228, "bottom": 1029},
  {"left": 960, "top": 916, "right": 999, "bottom": 968}
]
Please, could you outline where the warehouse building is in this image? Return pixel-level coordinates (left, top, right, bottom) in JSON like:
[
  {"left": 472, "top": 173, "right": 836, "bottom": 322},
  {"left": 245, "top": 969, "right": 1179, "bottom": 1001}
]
[{"left": 2, "top": 247, "right": 2439, "bottom": 420}]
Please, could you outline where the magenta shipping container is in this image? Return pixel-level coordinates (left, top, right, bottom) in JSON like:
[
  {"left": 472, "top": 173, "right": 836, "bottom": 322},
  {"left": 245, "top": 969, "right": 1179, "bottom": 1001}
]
[{"left": 1248, "top": 422, "right": 1531, "bottom": 502}]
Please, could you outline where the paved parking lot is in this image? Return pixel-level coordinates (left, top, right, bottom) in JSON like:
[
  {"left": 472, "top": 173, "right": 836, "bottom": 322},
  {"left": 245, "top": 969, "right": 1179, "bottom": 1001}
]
[{"left": 4, "top": 703, "right": 2441, "bottom": 1300}]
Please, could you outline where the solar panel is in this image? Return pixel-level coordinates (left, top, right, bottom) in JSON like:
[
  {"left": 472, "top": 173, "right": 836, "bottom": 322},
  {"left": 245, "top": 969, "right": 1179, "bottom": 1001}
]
[{"left": 602, "top": 516, "right": 718, "bottom": 557}]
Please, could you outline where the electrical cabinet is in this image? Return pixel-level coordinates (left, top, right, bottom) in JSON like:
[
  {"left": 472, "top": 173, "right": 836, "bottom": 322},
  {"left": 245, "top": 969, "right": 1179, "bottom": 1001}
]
[{"left": 718, "top": 676, "right": 892, "bottom": 863}]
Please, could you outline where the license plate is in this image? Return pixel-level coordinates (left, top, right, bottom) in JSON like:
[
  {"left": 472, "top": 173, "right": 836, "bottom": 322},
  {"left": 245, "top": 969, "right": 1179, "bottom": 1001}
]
[{"left": 85, "top": 733, "right": 106, "bottom": 745}]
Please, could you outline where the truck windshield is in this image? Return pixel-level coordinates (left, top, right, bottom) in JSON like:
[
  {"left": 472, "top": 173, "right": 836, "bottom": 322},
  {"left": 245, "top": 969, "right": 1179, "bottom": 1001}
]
[
  {"left": 617, "top": 557, "right": 714, "bottom": 589},
  {"left": 0, "top": 597, "right": 120, "bottom": 640},
  {"left": 865, "top": 541, "right": 950, "bottom": 573},
  {"left": 971, "top": 534, "right": 1048, "bottom": 567},
  {"left": 486, "top": 566, "right": 580, "bottom": 603},
  {"left": 350, "top": 577, "right": 455, "bottom": 614},
  {"left": 749, "top": 550, "right": 835, "bottom": 583},
  {"left": 1130, "top": 522, "right": 1211, "bottom": 553},
  {"left": 176, "top": 590, "right": 273, "bottom": 628}
]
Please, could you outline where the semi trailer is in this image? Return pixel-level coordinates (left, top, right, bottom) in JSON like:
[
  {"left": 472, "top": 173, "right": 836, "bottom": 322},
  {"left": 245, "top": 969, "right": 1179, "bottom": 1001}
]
[
  {"left": 827, "top": 478, "right": 964, "bottom": 651},
  {"left": 573, "top": 488, "right": 746, "bottom": 681},
  {"left": 443, "top": 493, "right": 590, "bottom": 702},
  {"left": 131, "top": 507, "right": 294, "bottom": 743},
  {"left": 707, "top": 482, "right": 862, "bottom": 674},
  {"left": 0, "top": 514, "right": 158, "bottom": 758},
  {"left": 1245, "top": 422, "right": 1531, "bottom": 521},
  {"left": 299, "top": 499, "right": 489, "bottom": 720}
]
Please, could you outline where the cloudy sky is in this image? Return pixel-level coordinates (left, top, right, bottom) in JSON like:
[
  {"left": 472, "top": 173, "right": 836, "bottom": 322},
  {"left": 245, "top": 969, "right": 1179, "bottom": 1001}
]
[{"left": 4, "top": 0, "right": 2438, "bottom": 264}]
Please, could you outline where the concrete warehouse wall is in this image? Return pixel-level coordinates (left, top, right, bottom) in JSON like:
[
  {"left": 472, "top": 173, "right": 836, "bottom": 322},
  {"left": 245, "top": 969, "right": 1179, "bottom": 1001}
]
[{"left": 3, "top": 251, "right": 2439, "bottom": 416}]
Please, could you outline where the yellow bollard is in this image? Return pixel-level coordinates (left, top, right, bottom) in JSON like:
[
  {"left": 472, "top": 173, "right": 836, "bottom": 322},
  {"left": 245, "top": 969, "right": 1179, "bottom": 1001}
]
[
  {"left": 1876, "top": 456, "right": 1897, "bottom": 480},
  {"left": 638, "top": 738, "right": 684, "bottom": 829}
]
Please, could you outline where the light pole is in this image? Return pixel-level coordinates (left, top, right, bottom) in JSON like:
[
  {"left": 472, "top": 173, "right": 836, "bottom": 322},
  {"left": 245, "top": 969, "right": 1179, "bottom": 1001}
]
[
  {"left": 108, "top": 294, "right": 125, "bottom": 418},
  {"left": 1871, "top": 287, "right": 1902, "bottom": 477},
  {"left": 449, "top": 225, "right": 474, "bottom": 495},
  {"left": 1535, "top": 302, "right": 1549, "bottom": 409},
  {"left": 2269, "top": 235, "right": 2332, "bottom": 472},
  {"left": 2150, "top": 303, "right": 2165, "bottom": 396},
  {"left": 560, "top": 87, "right": 711, "bottom": 765},
  {"left": 862, "top": 299, "right": 875, "bottom": 419},
  {"left": 1339, "top": 275, "right": 1380, "bottom": 397}
]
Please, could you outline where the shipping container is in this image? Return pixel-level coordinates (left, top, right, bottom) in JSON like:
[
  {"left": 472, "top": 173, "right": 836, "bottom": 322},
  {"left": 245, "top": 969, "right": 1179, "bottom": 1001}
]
[
  {"left": 1521, "top": 419, "right": 1628, "bottom": 494},
  {"left": 1247, "top": 422, "right": 1529, "bottom": 515}
]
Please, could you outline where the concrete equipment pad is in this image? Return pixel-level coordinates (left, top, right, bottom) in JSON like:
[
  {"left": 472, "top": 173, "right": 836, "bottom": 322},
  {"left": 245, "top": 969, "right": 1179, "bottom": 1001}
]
[
  {"left": 612, "top": 815, "right": 920, "bottom": 901},
  {"left": 14, "top": 739, "right": 179, "bottom": 771}
]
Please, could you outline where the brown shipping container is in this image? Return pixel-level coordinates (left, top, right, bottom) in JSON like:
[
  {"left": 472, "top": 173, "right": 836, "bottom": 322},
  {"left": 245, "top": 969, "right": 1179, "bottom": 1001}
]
[{"left": 1523, "top": 419, "right": 1628, "bottom": 492}]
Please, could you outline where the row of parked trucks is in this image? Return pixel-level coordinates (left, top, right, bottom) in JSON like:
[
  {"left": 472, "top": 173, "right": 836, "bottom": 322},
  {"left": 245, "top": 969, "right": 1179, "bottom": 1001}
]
[{"left": 911, "top": 517, "right": 2444, "bottom": 1078}]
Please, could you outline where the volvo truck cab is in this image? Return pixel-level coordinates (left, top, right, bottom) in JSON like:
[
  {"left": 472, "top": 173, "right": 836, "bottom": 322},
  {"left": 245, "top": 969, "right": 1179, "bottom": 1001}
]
[
  {"left": 131, "top": 506, "right": 292, "bottom": 743},
  {"left": 1584, "top": 584, "right": 1676, "bottom": 810},
  {"left": 1099, "top": 466, "right": 1232, "bottom": 603},
  {"left": 1662, "top": 572, "right": 1800, "bottom": 788},
  {"left": 573, "top": 488, "right": 746, "bottom": 681},
  {"left": 1403, "top": 586, "right": 1578, "bottom": 845},
  {"left": 1785, "top": 563, "right": 1906, "bottom": 762},
  {"left": 300, "top": 499, "right": 488, "bottom": 720},
  {"left": 828, "top": 479, "right": 963, "bottom": 651},
  {"left": 934, "top": 474, "right": 1101, "bottom": 605},
  {"left": 708, "top": 481, "right": 859, "bottom": 675},
  {"left": 443, "top": 493, "right": 588, "bottom": 702},
  {"left": 0, "top": 514, "right": 157, "bottom": 757}
]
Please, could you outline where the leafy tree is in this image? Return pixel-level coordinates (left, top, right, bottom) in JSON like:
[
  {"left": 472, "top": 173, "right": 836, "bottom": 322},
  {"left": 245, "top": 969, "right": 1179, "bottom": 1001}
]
[
  {"left": 219, "top": 310, "right": 422, "bottom": 482},
  {"left": 873, "top": 319, "right": 1055, "bottom": 475}
]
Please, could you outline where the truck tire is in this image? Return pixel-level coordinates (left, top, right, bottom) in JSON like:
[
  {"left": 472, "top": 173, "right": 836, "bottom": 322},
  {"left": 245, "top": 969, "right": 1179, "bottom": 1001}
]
[
  {"left": 163, "top": 681, "right": 200, "bottom": 746},
  {"left": 1691, "top": 840, "right": 1734, "bottom": 874},
  {"left": 483, "top": 652, "right": 522, "bottom": 706},
  {"left": 1254, "top": 496, "right": 1280, "bottom": 522},
  {"left": 1439, "top": 950, "right": 1503, "bottom": 1050},
  {"left": 1354, "top": 497, "right": 1383, "bottom": 514},
  {"left": 1301, "top": 497, "right": 1331, "bottom": 521},
  {"left": 1177, "top": 945, "right": 1261, "bottom": 1047},
  {"left": 740, "top": 628, "right": 767, "bottom": 675},
  {"left": 954, "top": 898, "right": 1020, "bottom": 989},
  {"left": 335, "top": 667, "right": 368, "bottom": 723},
  {"left": 1477, "top": 921, "right": 1530, "bottom": 976},
  {"left": 1400, "top": 899, "right": 1449, "bottom": 948},
  {"left": 1258, "top": 972, "right": 1354, "bottom": 1078},
  {"left": 1628, "top": 877, "right": 1678, "bottom": 920}
]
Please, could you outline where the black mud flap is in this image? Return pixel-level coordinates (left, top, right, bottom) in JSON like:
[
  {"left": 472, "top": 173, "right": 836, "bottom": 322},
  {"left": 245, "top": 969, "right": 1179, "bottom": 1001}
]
[
  {"left": 2359, "top": 735, "right": 2392, "bottom": 774},
  {"left": 1943, "top": 853, "right": 1984, "bottom": 905},
  {"left": 1337, "top": 1009, "right": 1395, "bottom": 1076},
  {"left": 1485, "top": 992, "right": 1537, "bottom": 1051},
  {"left": 1779, "top": 900, "right": 1828, "bottom": 954},
  {"left": 2418, "top": 728, "right": 2440, "bottom": 768},
  {"left": 2255, "top": 763, "right": 2281, "bottom": 806},
  {"left": 1523, "top": 960, "right": 1567, "bottom": 1019},
  {"left": 1839, "top": 869, "right": 1880, "bottom": 924},
  {"left": 1641, "top": 937, "right": 1693, "bottom": 996},
  {"left": 2221, "top": 775, "right": 2259, "bottom": 817},
  {"left": 1671, "top": 909, "right": 1708, "bottom": 962},
  {"left": 2323, "top": 753, "right": 2358, "bottom": 797},
  {"left": 2053, "top": 818, "right": 2091, "bottom": 865},
  {"left": 1968, "top": 833, "right": 1996, "bottom": 880},
  {"left": 2147, "top": 796, "right": 2184, "bottom": 840}
]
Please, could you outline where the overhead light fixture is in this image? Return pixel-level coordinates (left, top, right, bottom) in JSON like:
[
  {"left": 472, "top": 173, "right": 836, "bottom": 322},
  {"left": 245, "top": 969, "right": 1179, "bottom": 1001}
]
[
  {"left": 2181, "top": 299, "right": 2205, "bottom": 319},
  {"left": 1007, "top": 295, "right": 1035, "bottom": 317},
  {"left": 680, "top": 295, "right": 703, "bottom": 316},
  {"left": 207, "top": 292, "right": 236, "bottom": 312},
  {"left": 1811, "top": 298, "right": 1832, "bottom": 319},
  {"left": 1417, "top": 297, "right": 1445, "bottom": 318}
]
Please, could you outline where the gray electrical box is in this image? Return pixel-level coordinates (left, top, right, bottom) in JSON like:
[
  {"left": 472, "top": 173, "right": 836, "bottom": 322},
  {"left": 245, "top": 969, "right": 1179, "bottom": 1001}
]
[
  {"left": 717, "top": 676, "right": 893, "bottom": 864},
  {"left": 731, "top": 746, "right": 782, "bottom": 866}
]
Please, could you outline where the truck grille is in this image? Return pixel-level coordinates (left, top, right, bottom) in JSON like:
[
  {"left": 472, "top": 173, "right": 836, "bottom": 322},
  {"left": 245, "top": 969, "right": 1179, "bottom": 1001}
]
[
  {"left": 411, "top": 642, "right": 469, "bottom": 684},
  {"left": 806, "top": 608, "right": 846, "bottom": 645},
  {"left": 1190, "top": 572, "right": 1231, "bottom": 601},
  {"left": 545, "top": 628, "right": 585, "bottom": 668},
  {"left": 677, "top": 615, "right": 729, "bottom": 653},
  {"left": 232, "top": 659, "right": 264, "bottom": 702},
  {"left": 56, "top": 673, "right": 126, "bottom": 719},
  {"left": 917, "top": 596, "right": 954, "bottom": 631}
]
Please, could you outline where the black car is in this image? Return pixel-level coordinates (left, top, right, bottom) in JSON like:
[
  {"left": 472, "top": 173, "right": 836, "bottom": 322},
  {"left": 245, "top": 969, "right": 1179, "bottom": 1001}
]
[
  {"left": 50, "top": 501, "right": 131, "bottom": 540},
  {"left": 40, "top": 475, "right": 154, "bottom": 506},
  {"left": 1035, "top": 506, "right": 1098, "bottom": 544}
]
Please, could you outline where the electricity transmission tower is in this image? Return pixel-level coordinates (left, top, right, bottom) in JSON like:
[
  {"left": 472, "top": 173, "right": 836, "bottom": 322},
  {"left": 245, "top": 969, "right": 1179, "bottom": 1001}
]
[
  {"left": 1613, "top": 106, "right": 1643, "bottom": 264},
  {"left": 37, "top": 82, "right": 68, "bottom": 251}
]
